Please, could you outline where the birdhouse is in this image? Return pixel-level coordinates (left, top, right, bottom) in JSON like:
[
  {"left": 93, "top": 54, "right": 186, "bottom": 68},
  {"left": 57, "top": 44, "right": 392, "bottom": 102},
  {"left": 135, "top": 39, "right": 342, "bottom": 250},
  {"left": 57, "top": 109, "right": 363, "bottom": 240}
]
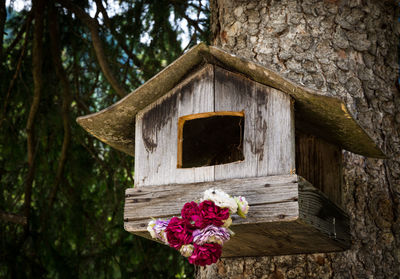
[{"left": 77, "top": 43, "right": 384, "bottom": 257}]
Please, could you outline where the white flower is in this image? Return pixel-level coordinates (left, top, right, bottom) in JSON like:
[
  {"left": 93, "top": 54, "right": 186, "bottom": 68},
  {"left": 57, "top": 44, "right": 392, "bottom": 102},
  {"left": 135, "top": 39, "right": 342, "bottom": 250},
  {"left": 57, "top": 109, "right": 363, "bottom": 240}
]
[
  {"left": 147, "top": 220, "right": 157, "bottom": 239},
  {"left": 180, "top": 244, "right": 194, "bottom": 257},
  {"left": 234, "top": 196, "right": 249, "bottom": 218},
  {"left": 147, "top": 219, "right": 169, "bottom": 244},
  {"left": 203, "top": 189, "right": 238, "bottom": 213}
]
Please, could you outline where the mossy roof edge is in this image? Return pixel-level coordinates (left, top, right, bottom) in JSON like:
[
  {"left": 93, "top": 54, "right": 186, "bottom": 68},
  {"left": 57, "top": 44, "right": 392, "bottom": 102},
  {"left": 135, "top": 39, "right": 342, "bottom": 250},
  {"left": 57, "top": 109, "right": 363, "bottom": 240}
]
[{"left": 77, "top": 43, "right": 385, "bottom": 158}]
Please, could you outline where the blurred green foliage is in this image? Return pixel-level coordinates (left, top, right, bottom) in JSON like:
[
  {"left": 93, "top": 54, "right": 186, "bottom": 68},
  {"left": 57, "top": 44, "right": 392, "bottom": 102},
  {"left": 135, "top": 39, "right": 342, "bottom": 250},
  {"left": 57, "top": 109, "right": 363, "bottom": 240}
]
[{"left": 0, "top": 0, "right": 209, "bottom": 277}]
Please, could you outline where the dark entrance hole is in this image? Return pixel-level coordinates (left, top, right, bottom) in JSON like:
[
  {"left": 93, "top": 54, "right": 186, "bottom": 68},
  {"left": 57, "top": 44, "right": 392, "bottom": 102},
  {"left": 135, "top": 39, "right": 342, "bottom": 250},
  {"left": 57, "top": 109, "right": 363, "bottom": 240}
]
[{"left": 177, "top": 112, "right": 245, "bottom": 168}]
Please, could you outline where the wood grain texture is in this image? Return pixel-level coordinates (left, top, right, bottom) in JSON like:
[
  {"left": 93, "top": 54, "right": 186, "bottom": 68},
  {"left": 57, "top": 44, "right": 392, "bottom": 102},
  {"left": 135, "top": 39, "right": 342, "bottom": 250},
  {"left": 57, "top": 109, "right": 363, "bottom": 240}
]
[
  {"left": 124, "top": 175, "right": 350, "bottom": 257},
  {"left": 213, "top": 67, "right": 295, "bottom": 180},
  {"left": 125, "top": 175, "right": 299, "bottom": 226},
  {"left": 134, "top": 65, "right": 215, "bottom": 186},
  {"left": 175, "top": 64, "right": 215, "bottom": 184},
  {"left": 295, "top": 131, "right": 343, "bottom": 206},
  {"left": 298, "top": 177, "right": 349, "bottom": 247},
  {"left": 134, "top": 85, "right": 179, "bottom": 186},
  {"left": 257, "top": 82, "right": 295, "bottom": 176},
  {"left": 214, "top": 67, "right": 258, "bottom": 180}
]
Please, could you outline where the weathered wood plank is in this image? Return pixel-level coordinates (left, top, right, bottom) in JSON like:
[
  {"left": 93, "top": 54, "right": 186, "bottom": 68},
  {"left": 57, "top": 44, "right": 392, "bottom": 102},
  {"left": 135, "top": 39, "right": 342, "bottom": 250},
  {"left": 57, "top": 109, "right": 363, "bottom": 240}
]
[
  {"left": 134, "top": 88, "right": 179, "bottom": 186},
  {"left": 125, "top": 175, "right": 299, "bottom": 225},
  {"left": 213, "top": 67, "right": 258, "bottom": 180},
  {"left": 175, "top": 64, "right": 215, "bottom": 184},
  {"left": 125, "top": 202, "right": 299, "bottom": 233},
  {"left": 134, "top": 65, "right": 214, "bottom": 186},
  {"left": 295, "top": 131, "right": 343, "bottom": 206},
  {"left": 213, "top": 67, "right": 295, "bottom": 180},
  {"left": 134, "top": 114, "right": 146, "bottom": 186},
  {"left": 255, "top": 82, "right": 295, "bottom": 176},
  {"left": 124, "top": 175, "right": 349, "bottom": 257}
]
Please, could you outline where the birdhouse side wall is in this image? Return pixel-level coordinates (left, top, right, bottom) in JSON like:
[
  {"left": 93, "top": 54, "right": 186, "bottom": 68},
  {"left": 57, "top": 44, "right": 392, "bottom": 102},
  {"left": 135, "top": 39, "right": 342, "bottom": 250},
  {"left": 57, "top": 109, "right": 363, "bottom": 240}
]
[
  {"left": 295, "top": 132, "right": 343, "bottom": 206},
  {"left": 134, "top": 64, "right": 295, "bottom": 187}
]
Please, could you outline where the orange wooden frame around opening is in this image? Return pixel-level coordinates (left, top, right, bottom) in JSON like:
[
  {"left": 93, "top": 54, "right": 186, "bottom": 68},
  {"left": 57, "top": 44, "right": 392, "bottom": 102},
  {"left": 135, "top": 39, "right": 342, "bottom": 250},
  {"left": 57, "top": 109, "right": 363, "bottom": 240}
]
[{"left": 177, "top": 111, "right": 245, "bottom": 168}]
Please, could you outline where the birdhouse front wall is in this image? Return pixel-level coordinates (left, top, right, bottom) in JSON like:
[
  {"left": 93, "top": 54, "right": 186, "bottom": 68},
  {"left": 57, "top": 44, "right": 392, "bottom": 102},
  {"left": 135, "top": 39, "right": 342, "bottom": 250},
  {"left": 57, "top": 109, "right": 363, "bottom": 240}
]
[{"left": 134, "top": 64, "right": 295, "bottom": 187}]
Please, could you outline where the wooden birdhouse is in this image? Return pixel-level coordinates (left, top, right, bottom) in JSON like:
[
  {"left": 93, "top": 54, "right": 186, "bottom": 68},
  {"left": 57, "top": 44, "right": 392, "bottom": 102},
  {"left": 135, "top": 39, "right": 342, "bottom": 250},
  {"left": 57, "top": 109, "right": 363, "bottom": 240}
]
[{"left": 77, "top": 43, "right": 384, "bottom": 257}]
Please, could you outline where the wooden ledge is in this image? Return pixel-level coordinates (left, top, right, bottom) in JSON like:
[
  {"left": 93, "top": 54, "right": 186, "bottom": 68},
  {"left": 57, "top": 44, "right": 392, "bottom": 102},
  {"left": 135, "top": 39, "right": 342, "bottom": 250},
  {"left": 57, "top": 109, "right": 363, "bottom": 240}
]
[{"left": 124, "top": 175, "right": 350, "bottom": 257}]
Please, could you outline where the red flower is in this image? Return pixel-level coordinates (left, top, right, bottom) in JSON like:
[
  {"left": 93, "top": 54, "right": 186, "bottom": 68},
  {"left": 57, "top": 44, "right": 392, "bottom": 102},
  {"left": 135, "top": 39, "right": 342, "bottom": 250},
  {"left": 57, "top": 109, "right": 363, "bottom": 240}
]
[
  {"left": 199, "top": 200, "right": 229, "bottom": 228},
  {"left": 165, "top": 217, "right": 194, "bottom": 250},
  {"left": 188, "top": 243, "right": 222, "bottom": 266},
  {"left": 181, "top": 201, "right": 202, "bottom": 227}
]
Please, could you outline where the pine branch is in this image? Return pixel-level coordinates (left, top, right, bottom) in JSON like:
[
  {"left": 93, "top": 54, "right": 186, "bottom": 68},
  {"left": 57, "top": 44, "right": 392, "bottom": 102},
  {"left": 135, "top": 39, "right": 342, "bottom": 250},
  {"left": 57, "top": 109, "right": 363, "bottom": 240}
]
[
  {"left": 94, "top": 0, "right": 143, "bottom": 69},
  {"left": 1, "top": 22, "right": 30, "bottom": 127},
  {"left": 170, "top": 0, "right": 208, "bottom": 13},
  {"left": 181, "top": 13, "right": 204, "bottom": 35},
  {"left": 40, "top": 3, "right": 72, "bottom": 231},
  {"left": 79, "top": 139, "right": 112, "bottom": 175},
  {"left": 56, "top": 0, "right": 128, "bottom": 98},
  {"left": 170, "top": 1, "right": 206, "bottom": 38},
  {"left": 0, "top": 210, "right": 27, "bottom": 225},
  {"left": 4, "top": 12, "right": 33, "bottom": 56},
  {"left": 0, "top": 0, "right": 6, "bottom": 63},
  {"left": 24, "top": 0, "right": 45, "bottom": 230},
  {"left": 71, "top": 48, "right": 95, "bottom": 115}
]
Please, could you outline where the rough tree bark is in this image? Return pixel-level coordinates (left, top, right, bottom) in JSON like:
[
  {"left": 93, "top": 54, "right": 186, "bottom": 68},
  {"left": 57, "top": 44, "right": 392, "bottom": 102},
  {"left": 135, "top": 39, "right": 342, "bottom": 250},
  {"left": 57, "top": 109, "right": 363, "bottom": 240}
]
[{"left": 197, "top": 0, "right": 400, "bottom": 278}]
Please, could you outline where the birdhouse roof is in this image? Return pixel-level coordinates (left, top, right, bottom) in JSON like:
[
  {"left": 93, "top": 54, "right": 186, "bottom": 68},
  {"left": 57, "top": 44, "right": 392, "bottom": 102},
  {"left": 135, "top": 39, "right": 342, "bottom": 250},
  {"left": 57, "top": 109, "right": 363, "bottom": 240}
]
[{"left": 77, "top": 43, "right": 384, "bottom": 158}]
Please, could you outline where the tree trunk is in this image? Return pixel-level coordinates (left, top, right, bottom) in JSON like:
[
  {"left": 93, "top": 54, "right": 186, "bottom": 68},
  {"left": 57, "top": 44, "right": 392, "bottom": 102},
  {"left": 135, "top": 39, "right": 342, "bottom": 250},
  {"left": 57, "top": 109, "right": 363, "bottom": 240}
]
[{"left": 197, "top": 0, "right": 400, "bottom": 278}]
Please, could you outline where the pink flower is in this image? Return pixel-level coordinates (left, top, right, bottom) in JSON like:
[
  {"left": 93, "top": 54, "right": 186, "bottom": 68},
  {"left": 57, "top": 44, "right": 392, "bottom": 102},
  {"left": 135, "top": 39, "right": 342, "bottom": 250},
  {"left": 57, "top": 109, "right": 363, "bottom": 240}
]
[
  {"left": 147, "top": 219, "right": 170, "bottom": 244},
  {"left": 181, "top": 201, "right": 202, "bottom": 227},
  {"left": 199, "top": 200, "right": 229, "bottom": 228},
  {"left": 188, "top": 243, "right": 222, "bottom": 266},
  {"left": 193, "top": 225, "right": 231, "bottom": 245},
  {"left": 165, "top": 217, "right": 194, "bottom": 250}
]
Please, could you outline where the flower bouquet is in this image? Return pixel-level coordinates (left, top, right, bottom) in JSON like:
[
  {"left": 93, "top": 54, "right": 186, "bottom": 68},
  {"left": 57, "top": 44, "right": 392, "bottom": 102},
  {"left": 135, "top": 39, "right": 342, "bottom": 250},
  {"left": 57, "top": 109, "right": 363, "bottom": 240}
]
[{"left": 147, "top": 189, "right": 249, "bottom": 266}]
